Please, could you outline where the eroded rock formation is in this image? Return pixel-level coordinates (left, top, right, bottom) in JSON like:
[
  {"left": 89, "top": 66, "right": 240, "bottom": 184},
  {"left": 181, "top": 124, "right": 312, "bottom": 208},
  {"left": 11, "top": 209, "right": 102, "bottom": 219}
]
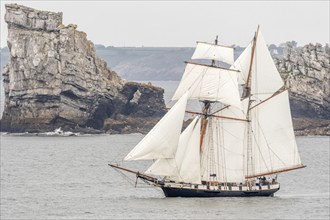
[
  {"left": 276, "top": 43, "right": 329, "bottom": 119},
  {"left": 275, "top": 43, "right": 330, "bottom": 135},
  {"left": 0, "top": 4, "right": 166, "bottom": 133}
]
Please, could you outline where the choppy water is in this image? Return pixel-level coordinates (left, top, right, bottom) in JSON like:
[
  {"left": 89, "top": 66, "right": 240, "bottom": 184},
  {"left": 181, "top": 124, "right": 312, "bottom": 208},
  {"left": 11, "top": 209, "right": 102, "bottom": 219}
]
[{"left": 0, "top": 134, "right": 329, "bottom": 219}]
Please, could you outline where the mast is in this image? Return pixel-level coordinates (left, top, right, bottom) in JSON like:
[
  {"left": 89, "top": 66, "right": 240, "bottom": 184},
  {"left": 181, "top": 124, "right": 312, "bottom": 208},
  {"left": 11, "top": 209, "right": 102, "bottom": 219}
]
[
  {"left": 200, "top": 35, "right": 218, "bottom": 152},
  {"left": 200, "top": 101, "right": 210, "bottom": 151},
  {"left": 211, "top": 35, "right": 218, "bottom": 66},
  {"left": 244, "top": 25, "right": 260, "bottom": 181},
  {"left": 243, "top": 26, "right": 259, "bottom": 99}
]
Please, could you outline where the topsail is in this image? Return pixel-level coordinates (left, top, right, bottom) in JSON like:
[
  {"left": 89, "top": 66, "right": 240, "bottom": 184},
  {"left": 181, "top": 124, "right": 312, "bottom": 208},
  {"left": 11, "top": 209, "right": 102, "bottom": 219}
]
[
  {"left": 192, "top": 41, "right": 234, "bottom": 65},
  {"left": 233, "top": 31, "right": 284, "bottom": 101},
  {"left": 172, "top": 63, "right": 242, "bottom": 109}
]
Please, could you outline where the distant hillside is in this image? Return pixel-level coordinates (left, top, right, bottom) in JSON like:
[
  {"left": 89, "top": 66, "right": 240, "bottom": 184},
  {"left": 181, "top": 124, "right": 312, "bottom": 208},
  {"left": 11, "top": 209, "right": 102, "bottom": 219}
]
[
  {"left": 95, "top": 46, "right": 194, "bottom": 80},
  {"left": 1, "top": 44, "right": 284, "bottom": 81},
  {"left": 94, "top": 44, "right": 284, "bottom": 81}
]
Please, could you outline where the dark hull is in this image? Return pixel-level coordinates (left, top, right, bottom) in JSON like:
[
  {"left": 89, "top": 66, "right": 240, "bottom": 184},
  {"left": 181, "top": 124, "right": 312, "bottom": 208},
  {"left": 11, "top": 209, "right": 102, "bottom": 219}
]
[{"left": 161, "top": 186, "right": 279, "bottom": 197}]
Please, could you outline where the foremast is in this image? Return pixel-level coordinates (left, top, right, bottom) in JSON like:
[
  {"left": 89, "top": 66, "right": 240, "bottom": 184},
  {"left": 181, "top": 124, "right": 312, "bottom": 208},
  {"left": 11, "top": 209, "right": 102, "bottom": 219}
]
[
  {"left": 196, "top": 36, "right": 244, "bottom": 184},
  {"left": 199, "top": 100, "right": 211, "bottom": 151},
  {"left": 199, "top": 35, "right": 218, "bottom": 152}
]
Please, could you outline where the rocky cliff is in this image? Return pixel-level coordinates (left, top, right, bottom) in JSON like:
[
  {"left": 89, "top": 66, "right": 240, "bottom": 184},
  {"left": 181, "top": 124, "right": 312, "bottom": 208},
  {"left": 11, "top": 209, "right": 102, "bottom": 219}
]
[
  {"left": 0, "top": 4, "right": 166, "bottom": 133},
  {"left": 275, "top": 43, "right": 330, "bottom": 135}
]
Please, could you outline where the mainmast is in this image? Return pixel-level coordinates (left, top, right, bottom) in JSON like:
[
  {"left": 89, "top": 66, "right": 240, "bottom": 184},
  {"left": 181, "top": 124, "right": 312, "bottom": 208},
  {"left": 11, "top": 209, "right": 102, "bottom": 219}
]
[
  {"left": 244, "top": 25, "right": 259, "bottom": 181},
  {"left": 242, "top": 25, "right": 305, "bottom": 180},
  {"left": 243, "top": 26, "right": 259, "bottom": 99}
]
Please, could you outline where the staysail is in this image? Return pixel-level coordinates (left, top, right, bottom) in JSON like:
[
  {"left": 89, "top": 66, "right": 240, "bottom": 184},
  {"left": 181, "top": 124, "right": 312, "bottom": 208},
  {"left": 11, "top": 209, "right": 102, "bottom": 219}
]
[
  {"left": 124, "top": 92, "right": 188, "bottom": 161},
  {"left": 145, "top": 117, "right": 202, "bottom": 184}
]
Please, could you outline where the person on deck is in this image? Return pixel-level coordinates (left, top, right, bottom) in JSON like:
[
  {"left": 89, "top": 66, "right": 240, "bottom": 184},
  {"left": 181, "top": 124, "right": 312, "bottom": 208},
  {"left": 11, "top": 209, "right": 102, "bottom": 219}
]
[{"left": 256, "top": 178, "right": 260, "bottom": 186}]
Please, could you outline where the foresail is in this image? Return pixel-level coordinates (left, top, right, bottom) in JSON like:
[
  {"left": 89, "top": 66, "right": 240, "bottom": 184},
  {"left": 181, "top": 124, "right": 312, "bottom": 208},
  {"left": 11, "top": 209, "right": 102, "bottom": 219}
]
[
  {"left": 191, "top": 42, "right": 234, "bottom": 65},
  {"left": 172, "top": 63, "right": 242, "bottom": 109},
  {"left": 145, "top": 117, "right": 202, "bottom": 184},
  {"left": 248, "top": 91, "right": 302, "bottom": 177},
  {"left": 124, "top": 93, "right": 188, "bottom": 161}
]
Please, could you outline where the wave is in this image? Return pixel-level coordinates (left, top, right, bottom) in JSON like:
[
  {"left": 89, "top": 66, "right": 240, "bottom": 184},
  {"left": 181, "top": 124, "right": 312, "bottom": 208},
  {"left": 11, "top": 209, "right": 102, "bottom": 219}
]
[
  {"left": 0, "top": 127, "right": 82, "bottom": 137},
  {"left": 41, "top": 127, "right": 79, "bottom": 136}
]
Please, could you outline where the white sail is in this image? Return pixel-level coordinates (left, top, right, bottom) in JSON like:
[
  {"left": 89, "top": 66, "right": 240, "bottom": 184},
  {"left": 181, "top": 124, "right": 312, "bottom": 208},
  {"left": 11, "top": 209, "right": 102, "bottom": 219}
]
[
  {"left": 192, "top": 42, "right": 234, "bottom": 65},
  {"left": 252, "top": 31, "right": 284, "bottom": 100},
  {"left": 175, "top": 117, "right": 201, "bottom": 184},
  {"left": 201, "top": 99, "right": 248, "bottom": 183},
  {"left": 145, "top": 117, "right": 202, "bottom": 184},
  {"left": 124, "top": 93, "right": 188, "bottom": 161},
  {"left": 249, "top": 91, "right": 302, "bottom": 176},
  {"left": 200, "top": 118, "right": 218, "bottom": 182},
  {"left": 232, "top": 41, "right": 252, "bottom": 84},
  {"left": 144, "top": 159, "right": 177, "bottom": 177},
  {"left": 111, "top": 30, "right": 305, "bottom": 195},
  {"left": 172, "top": 63, "right": 242, "bottom": 109},
  {"left": 232, "top": 30, "right": 284, "bottom": 101}
]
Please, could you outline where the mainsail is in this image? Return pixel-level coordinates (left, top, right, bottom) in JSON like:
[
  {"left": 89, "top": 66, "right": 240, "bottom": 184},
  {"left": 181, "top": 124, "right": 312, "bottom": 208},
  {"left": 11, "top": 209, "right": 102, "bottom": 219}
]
[{"left": 247, "top": 90, "right": 302, "bottom": 177}]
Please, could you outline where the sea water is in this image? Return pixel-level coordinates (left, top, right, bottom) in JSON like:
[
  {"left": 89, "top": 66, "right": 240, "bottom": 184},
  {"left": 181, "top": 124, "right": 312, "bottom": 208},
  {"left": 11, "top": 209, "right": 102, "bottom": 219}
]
[
  {"left": 0, "top": 81, "right": 329, "bottom": 219},
  {"left": 0, "top": 135, "right": 329, "bottom": 219}
]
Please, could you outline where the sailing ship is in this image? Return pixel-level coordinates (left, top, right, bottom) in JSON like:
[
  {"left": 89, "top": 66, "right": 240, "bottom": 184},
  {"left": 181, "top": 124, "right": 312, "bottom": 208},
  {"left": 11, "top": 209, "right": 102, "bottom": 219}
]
[{"left": 109, "top": 26, "right": 306, "bottom": 197}]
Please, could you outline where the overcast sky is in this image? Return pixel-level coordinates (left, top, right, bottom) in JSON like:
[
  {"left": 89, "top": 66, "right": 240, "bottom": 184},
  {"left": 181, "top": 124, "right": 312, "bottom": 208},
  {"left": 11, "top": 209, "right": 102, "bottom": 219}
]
[{"left": 1, "top": 1, "right": 329, "bottom": 48}]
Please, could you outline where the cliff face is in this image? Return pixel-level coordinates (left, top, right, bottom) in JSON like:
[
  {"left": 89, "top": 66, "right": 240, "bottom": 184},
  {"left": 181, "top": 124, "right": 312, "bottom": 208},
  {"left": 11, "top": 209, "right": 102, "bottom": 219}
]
[
  {"left": 0, "top": 4, "right": 166, "bottom": 133},
  {"left": 275, "top": 43, "right": 330, "bottom": 119},
  {"left": 275, "top": 43, "right": 330, "bottom": 135}
]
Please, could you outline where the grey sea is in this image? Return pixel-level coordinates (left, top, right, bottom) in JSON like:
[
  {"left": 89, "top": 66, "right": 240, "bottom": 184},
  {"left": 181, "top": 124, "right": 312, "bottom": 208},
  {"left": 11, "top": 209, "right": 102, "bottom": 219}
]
[{"left": 1, "top": 81, "right": 329, "bottom": 219}]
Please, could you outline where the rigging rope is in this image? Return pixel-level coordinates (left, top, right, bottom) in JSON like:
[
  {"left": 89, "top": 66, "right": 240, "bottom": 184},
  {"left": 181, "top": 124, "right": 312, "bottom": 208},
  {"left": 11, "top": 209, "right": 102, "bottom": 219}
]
[{"left": 112, "top": 167, "right": 136, "bottom": 186}]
